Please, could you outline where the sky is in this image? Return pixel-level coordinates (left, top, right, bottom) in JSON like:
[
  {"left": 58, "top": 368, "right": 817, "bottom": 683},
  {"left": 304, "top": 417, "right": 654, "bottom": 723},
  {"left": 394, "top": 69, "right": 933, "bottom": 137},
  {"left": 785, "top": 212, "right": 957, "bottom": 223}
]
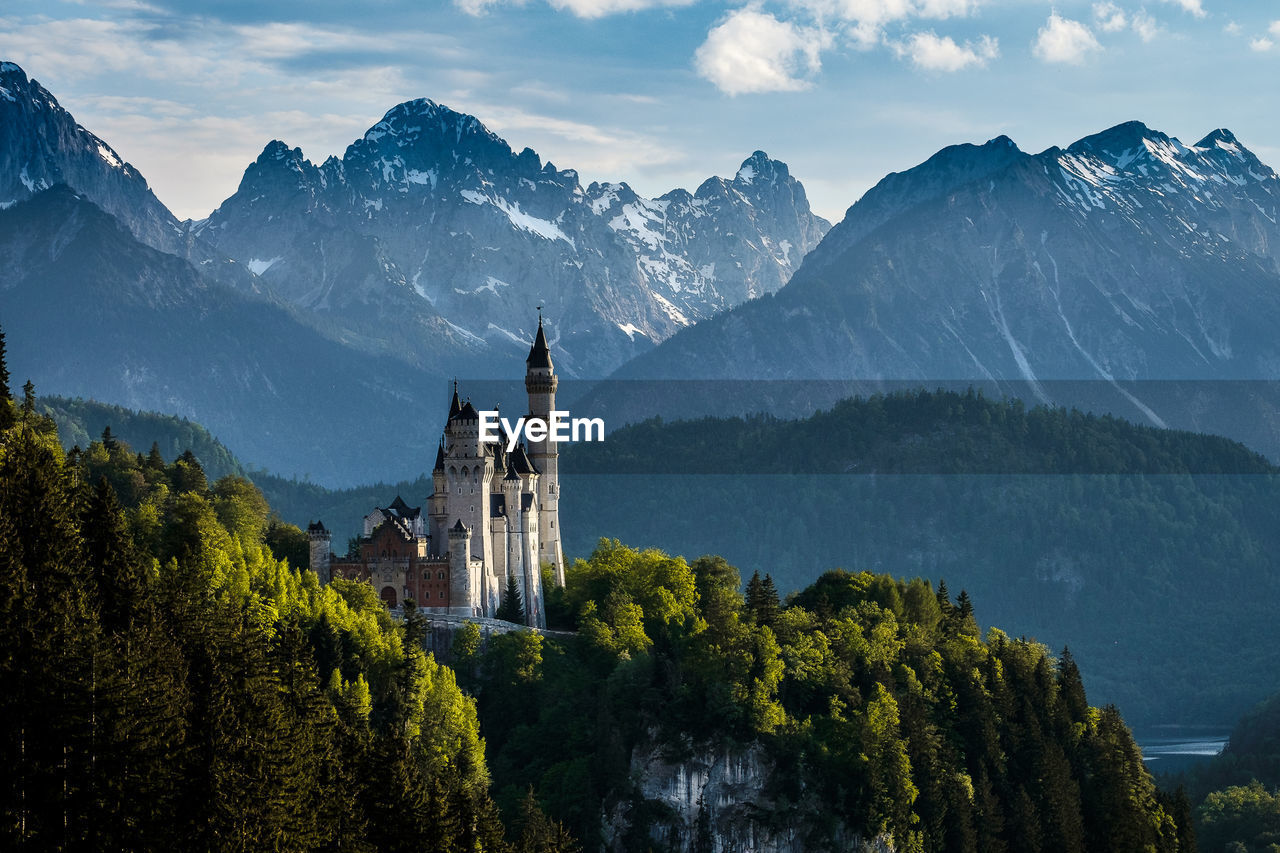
[{"left": 2, "top": 0, "right": 1278, "bottom": 223}]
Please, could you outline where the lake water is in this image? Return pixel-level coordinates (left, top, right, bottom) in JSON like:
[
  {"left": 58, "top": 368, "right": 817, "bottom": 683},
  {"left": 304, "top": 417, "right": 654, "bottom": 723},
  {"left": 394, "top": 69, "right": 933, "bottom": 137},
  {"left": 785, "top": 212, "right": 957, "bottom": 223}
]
[{"left": 1135, "top": 729, "right": 1229, "bottom": 776}]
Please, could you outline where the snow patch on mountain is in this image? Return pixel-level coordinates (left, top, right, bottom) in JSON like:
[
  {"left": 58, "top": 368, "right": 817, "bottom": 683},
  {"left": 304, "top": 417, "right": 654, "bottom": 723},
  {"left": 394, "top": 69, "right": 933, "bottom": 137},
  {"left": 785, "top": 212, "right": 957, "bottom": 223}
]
[{"left": 247, "top": 257, "right": 283, "bottom": 275}]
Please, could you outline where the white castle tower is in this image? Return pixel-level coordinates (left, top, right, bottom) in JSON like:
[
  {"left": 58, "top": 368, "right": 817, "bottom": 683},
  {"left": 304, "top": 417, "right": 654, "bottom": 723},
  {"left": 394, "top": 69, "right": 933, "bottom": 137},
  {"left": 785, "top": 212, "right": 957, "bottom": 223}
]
[{"left": 525, "top": 314, "right": 566, "bottom": 587}]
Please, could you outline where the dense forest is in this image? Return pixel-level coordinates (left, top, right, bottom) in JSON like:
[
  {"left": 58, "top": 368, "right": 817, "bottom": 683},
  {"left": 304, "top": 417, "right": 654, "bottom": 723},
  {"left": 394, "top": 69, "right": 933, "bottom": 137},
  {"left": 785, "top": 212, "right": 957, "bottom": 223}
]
[
  {"left": 469, "top": 541, "right": 1195, "bottom": 851},
  {"left": 3, "top": 334, "right": 1198, "bottom": 851},
  {"left": 1, "top": 378, "right": 568, "bottom": 848}
]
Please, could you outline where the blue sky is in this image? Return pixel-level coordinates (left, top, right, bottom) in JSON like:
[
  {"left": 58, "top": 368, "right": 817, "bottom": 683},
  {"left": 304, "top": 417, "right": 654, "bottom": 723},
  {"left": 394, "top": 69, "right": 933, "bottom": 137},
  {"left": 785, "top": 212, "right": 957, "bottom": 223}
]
[{"left": 3, "top": 0, "right": 1278, "bottom": 222}]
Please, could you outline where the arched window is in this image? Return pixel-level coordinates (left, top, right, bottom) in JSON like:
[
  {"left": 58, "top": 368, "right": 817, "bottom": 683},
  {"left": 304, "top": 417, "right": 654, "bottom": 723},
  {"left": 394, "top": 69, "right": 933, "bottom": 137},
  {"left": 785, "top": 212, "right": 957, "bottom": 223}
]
[{"left": 380, "top": 586, "right": 397, "bottom": 608}]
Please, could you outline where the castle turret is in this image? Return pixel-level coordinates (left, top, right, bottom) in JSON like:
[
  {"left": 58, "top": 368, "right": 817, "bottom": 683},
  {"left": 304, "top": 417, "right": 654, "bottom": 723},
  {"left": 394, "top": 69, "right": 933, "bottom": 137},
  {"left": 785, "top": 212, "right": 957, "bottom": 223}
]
[
  {"left": 308, "top": 521, "right": 332, "bottom": 584},
  {"left": 429, "top": 440, "right": 447, "bottom": 552},
  {"left": 448, "top": 519, "right": 474, "bottom": 617},
  {"left": 525, "top": 314, "right": 565, "bottom": 585}
]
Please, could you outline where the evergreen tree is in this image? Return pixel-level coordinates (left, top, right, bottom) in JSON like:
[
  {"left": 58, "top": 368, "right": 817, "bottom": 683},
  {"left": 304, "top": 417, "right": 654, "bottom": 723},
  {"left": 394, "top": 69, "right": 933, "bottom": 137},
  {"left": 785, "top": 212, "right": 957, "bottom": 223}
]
[
  {"left": 0, "top": 325, "right": 12, "bottom": 430},
  {"left": 935, "top": 578, "right": 955, "bottom": 617},
  {"left": 745, "top": 570, "right": 762, "bottom": 604},
  {"left": 758, "top": 573, "right": 781, "bottom": 627},
  {"left": 0, "top": 325, "right": 9, "bottom": 402},
  {"left": 147, "top": 441, "right": 166, "bottom": 471},
  {"left": 496, "top": 572, "right": 524, "bottom": 624},
  {"left": 0, "top": 419, "right": 101, "bottom": 847},
  {"left": 955, "top": 589, "right": 978, "bottom": 635},
  {"left": 515, "top": 788, "right": 580, "bottom": 853}
]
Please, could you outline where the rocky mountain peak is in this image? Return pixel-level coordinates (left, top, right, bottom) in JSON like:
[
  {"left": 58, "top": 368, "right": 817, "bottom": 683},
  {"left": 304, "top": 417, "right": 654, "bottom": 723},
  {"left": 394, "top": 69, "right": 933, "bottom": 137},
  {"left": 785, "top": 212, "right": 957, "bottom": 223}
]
[
  {"left": 1066, "top": 119, "right": 1165, "bottom": 158},
  {"left": 1197, "top": 127, "right": 1240, "bottom": 148},
  {"left": 734, "top": 150, "right": 788, "bottom": 186}
]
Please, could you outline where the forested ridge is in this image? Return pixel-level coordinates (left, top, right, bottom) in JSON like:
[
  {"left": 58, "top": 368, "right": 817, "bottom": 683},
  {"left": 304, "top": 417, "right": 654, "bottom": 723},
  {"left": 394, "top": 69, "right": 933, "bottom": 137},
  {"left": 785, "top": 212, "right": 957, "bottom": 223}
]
[
  {"left": 554, "top": 392, "right": 1280, "bottom": 727},
  {"left": 2, "top": 333, "right": 1194, "bottom": 851}
]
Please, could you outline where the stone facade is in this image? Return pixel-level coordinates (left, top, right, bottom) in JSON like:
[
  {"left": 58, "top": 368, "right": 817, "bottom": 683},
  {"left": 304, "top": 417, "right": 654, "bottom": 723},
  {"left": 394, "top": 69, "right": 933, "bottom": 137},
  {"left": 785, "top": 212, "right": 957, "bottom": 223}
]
[{"left": 309, "top": 317, "right": 564, "bottom": 627}]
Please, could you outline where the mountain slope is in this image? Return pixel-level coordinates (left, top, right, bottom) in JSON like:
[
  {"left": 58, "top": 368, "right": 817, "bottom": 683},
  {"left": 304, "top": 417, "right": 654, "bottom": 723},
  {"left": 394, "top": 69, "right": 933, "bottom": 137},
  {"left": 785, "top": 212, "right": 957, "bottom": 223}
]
[
  {"left": 617, "top": 122, "right": 1280, "bottom": 383},
  {"left": 0, "top": 61, "right": 254, "bottom": 290},
  {"left": 198, "top": 99, "right": 830, "bottom": 376},
  {"left": 0, "top": 186, "right": 445, "bottom": 484}
]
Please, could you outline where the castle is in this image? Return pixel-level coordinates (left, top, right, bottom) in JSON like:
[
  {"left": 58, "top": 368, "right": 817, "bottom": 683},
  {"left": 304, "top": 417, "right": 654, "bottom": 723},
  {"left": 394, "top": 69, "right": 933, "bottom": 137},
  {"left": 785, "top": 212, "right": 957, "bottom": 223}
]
[{"left": 307, "top": 317, "right": 565, "bottom": 628}]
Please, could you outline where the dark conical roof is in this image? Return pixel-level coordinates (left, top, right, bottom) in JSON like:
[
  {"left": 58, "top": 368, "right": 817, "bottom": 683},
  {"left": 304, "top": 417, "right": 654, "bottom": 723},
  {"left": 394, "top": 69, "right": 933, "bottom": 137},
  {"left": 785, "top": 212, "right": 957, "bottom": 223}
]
[
  {"left": 526, "top": 315, "right": 553, "bottom": 370},
  {"left": 509, "top": 442, "right": 540, "bottom": 475},
  {"left": 433, "top": 442, "right": 445, "bottom": 472},
  {"left": 448, "top": 381, "right": 462, "bottom": 419},
  {"left": 457, "top": 400, "right": 479, "bottom": 420},
  {"left": 451, "top": 518, "right": 468, "bottom": 532}
]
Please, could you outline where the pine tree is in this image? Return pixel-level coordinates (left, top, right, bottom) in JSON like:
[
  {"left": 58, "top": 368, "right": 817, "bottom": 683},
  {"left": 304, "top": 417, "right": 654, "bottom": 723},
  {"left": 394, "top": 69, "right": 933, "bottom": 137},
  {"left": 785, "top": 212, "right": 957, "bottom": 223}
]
[
  {"left": 935, "top": 579, "right": 955, "bottom": 617},
  {"left": 0, "top": 421, "right": 102, "bottom": 847},
  {"left": 496, "top": 572, "right": 524, "bottom": 625},
  {"left": 516, "top": 788, "right": 580, "bottom": 853},
  {"left": 0, "top": 325, "right": 13, "bottom": 430},
  {"left": 78, "top": 476, "right": 190, "bottom": 849},
  {"left": 758, "top": 573, "right": 781, "bottom": 626},
  {"left": 956, "top": 589, "right": 978, "bottom": 635},
  {"left": 745, "top": 571, "right": 765, "bottom": 623}
]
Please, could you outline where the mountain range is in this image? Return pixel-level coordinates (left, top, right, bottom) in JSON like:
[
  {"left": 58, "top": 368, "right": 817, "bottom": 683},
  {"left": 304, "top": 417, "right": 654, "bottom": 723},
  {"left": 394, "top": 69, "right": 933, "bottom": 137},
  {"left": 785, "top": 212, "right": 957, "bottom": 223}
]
[
  {"left": 594, "top": 120, "right": 1280, "bottom": 460},
  {"left": 197, "top": 101, "right": 829, "bottom": 376},
  {"left": 9, "top": 54, "right": 1280, "bottom": 473},
  {"left": 0, "top": 59, "right": 827, "bottom": 481}
]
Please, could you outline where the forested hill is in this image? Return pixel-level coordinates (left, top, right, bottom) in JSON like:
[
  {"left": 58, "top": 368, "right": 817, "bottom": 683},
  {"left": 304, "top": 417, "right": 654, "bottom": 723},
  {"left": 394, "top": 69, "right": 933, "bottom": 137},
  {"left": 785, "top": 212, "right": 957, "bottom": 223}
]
[
  {"left": 563, "top": 388, "right": 1277, "bottom": 476},
  {"left": 41, "top": 395, "right": 248, "bottom": 481},
  {"left": 37, "top": 394, "right": 428, "bottom": 541},
  {"left": 2, "top": 362, "right": 1194, "bottom": 850},
  {"left": 557, "top": 390, "right": 1280, "bottom": 728}
]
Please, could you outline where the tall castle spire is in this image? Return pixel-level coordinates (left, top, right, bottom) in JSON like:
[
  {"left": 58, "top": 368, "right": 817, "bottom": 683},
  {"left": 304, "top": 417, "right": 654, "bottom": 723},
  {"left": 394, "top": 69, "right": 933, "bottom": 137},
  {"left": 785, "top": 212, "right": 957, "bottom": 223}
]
[
  {"left": 526, "top": 311, "right": 553, "bottom": 371},
  {"left": 525, "top": 310, "right": 564, "bottom": 586}
]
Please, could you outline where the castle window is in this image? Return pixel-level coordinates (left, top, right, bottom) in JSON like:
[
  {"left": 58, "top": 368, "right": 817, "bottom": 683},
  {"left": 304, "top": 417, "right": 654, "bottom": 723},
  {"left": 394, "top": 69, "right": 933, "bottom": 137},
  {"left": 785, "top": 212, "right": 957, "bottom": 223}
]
[
  {"left": 440, "top": 591, "right": 446, "bottom": 599},
  {"left": 438, "top": 571, "right": 445, "bottom": 580}
]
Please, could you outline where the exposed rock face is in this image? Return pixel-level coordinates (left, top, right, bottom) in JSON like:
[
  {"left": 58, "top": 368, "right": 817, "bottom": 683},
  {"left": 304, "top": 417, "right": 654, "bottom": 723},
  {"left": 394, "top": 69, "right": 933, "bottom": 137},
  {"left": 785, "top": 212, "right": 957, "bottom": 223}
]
[
  {"left": 198, "top": 99, "right": 830, "bottom": 377},
  {"left": 604, "top": 738, "right": 890, "bottom": 853},
  {"left": 616, "top": 122, "right": 1280, "bottom": 384},
  {"left": 0, "top": 61, "right": 253, "bottom": 290}
]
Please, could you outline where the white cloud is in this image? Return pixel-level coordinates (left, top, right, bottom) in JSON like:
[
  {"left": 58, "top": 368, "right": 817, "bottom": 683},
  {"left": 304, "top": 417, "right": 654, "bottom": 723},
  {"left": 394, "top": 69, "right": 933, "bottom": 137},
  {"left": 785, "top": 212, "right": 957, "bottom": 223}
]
[
  {"left": 1092, "top": 2, "right": 1126, "bottom": 33},
  {"left": 789, "top": 0, "right": 976, "bottom": 25},
  {"left": 455, "top": 0, "right": 695, "bottom": 16},
  {"left": 1158, "top": 0, "right": 1205, "bottom": 18},
  {"left": 548, "top": 0, "right": 697, "bottom": 16},
  {"left": 893, "top": 31, "right": 997, "bottom": 71},
  {"left": 1131, "top": 11, "right": 1158, "bottom": 42},
  {"left": 694, "top": 7, "right": 830, "bottom": 95},
  {"left": 1032, "top": 13, "right": 1101, "bottom": 64},
  {"left": 1250, "top": 37, "right": 1273, "bottom": 52},
  {"left": 1270, "top": 21, "right": 1280, "bottom": 37},
  {"left": 1223, "top": 21, "right": 1241, "bottom": 36}
]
